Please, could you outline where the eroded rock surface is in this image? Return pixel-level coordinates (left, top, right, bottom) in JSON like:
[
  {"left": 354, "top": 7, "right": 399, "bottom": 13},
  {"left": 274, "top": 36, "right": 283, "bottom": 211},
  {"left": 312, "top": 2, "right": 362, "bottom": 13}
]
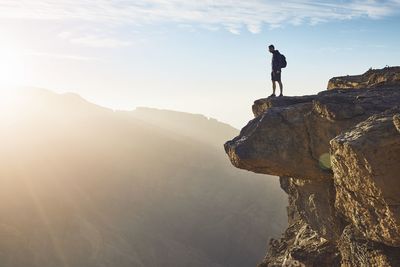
[
  {"left": 225, "top": 88, "right": 400, "bottom": 180},
  {"left": 260, "top": 219, "right": 340, "bottom": 267},
  {"left": 331, "top": 108, "right": 400, "bottom": 247},
  {"left": 224, "top": 67, "right": 400, "bottom": 266},
  {"left": 328, "top": 67, "right": 400, "bottom": 90},
  {"left": 258, "top": 177, "right": 341, "bottom": 267},
  {"left": 339, "top": 225, "right": 400, "bottom": 267}
]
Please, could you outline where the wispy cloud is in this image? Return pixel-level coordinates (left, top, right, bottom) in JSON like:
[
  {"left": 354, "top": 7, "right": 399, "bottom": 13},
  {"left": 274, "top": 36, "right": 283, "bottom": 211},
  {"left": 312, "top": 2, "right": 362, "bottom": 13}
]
[
  {"left": 25, "top": 50, "right": 97, "bottom": 61},
  {"left": 70, "top": 35, "right": 132, "bottom": 48},
  {"left": 58, "top": 31, "right": 132, "bottom": 48},
  {"left": 317, "top": 46, "right": 355, "bottom": 54},
  {"left": 1, "top": 0, "right": 399, "bottom": 35}
]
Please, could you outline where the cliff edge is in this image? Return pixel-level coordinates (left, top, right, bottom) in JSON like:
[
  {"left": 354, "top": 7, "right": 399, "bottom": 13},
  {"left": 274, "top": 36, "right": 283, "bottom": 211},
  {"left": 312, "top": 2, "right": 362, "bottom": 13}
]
[{"left": 224, "top": 67, "right": 400, "bottom": 267}]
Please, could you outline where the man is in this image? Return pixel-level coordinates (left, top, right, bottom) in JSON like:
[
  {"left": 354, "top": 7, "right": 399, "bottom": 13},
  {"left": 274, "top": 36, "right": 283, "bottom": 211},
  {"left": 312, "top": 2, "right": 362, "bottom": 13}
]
[{"left": 268, "top": 44, "right": 283, "bottom": 97}]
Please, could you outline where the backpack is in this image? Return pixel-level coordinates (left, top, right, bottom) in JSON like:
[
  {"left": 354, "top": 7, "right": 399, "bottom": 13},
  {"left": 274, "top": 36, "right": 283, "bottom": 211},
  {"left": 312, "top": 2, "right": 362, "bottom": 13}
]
[{"left": 279, "top": 54, "right": 287, "bottom": 68}]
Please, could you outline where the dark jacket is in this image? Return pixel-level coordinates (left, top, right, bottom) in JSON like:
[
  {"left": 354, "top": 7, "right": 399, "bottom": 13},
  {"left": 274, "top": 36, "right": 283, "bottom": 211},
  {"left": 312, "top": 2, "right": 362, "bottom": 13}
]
[{"left": 271, "top": 50, "right": 281, "bottom": 72}]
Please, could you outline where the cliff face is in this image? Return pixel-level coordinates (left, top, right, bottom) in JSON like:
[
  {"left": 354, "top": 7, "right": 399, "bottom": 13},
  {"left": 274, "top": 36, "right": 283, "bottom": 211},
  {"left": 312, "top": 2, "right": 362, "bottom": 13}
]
[{"left": 224, "top": 67, "right": 400, "bottom": 267}]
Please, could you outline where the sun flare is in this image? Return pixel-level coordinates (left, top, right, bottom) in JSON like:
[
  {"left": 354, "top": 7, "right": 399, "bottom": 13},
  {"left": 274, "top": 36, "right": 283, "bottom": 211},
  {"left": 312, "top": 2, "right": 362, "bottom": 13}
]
[{"left": 0, "top": 48, "right": 26, "bottom": 88}]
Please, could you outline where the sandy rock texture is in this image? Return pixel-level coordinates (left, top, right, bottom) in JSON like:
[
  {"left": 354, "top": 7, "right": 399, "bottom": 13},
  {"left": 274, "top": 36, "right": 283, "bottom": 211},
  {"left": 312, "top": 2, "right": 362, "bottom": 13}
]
[
  {"left": 328, "top": 67, "right": 400, "bottom": 90},
  {"left": 331, "top": 108, "right": 400, "bottom": 247}
]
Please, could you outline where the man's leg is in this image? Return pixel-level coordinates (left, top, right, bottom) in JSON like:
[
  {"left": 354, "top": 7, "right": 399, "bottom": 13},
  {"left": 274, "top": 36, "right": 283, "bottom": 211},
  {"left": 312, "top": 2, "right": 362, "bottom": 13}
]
[
  {"left": 270, "top": 71, "right": 276, "bottom": 97},
  {"left": 271, "top": 81, "right": 276, "bottom": 96},
  {"left": 278, "top": 81, "right": 283, "bottom": 96}
]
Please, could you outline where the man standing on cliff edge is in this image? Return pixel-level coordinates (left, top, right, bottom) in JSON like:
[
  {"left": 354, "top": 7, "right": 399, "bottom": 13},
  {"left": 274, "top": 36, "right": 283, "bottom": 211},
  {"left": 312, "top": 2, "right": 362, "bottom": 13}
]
[{"left": 268, "top": 44, "right": 284, "bottom": 97}]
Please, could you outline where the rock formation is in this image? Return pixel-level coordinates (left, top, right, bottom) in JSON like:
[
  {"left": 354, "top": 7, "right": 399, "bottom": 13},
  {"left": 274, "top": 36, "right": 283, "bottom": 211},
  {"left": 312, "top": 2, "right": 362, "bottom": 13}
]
[
  {"left": 328, "top": 66, "right": 400, "bottom": 90},
  {"left": 224, "top": 67, "right": 400, "bottom": 266}
]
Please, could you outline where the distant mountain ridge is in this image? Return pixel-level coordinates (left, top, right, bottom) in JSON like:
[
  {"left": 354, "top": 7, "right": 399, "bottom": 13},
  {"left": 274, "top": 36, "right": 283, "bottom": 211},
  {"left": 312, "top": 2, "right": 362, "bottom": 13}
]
[
  {"left": 130, "top": 107, "right": 238, "bottom": 147},
  {"left": 0, "top": 88, "right": 287, "bottom": 267}
]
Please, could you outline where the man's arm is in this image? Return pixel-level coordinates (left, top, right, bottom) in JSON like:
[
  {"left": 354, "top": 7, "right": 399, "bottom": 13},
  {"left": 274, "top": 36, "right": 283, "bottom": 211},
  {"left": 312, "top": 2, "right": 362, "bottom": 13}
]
[{"left": 272, "top": 53, "right": 281, "bottom": 72}]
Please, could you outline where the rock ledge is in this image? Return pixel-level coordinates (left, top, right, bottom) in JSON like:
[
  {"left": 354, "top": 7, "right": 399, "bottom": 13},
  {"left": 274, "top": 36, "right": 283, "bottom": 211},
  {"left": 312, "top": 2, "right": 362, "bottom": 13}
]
[{"left": 225, "top": 67, "right": 400, "bottom": 266}]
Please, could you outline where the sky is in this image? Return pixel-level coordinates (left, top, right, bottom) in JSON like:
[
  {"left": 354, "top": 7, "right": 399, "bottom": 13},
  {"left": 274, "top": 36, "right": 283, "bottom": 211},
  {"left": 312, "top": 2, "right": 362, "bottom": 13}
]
[{"left": 0, "top": 0, "right": 400, "bottom": 128}]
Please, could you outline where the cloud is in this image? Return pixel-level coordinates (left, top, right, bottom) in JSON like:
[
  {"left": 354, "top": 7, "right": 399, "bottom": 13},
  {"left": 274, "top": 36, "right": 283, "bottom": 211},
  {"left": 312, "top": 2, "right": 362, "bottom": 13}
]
[
  {"left": 1, "top": 0, "right": 399, "bottom": 35},
  {"left": 317, "top": 46, "right": 355, "bottom": 53},
  {"left": 26, "top": 50, "right": 96, "bottom": 61},
  {"left": 58, "top": 31, "right": 132, "bottom": 48},
  {"left": 69, "top": 35, "right": 132, "bottom": 48},
  {"left": 58, "top": 31, "right": 73, "bottom": 39}
]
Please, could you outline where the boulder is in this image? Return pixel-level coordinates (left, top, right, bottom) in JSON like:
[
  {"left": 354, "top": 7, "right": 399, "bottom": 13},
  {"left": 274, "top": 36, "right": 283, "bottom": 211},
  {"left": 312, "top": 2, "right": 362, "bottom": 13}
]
[{"left": 331, "top": 109, "right": 400, "bottom": 246}]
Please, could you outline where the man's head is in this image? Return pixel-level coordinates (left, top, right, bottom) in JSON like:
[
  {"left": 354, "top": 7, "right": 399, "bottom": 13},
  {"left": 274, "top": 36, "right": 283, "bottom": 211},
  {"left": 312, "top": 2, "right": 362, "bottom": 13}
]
[{"left": 268, "top": 44, "right": 275, "bottom": 53}]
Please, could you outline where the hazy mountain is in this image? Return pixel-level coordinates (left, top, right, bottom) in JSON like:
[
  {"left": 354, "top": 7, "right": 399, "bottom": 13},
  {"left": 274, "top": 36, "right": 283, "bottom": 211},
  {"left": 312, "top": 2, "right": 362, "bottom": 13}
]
[
  {"left": 129, "top": 107, "right": 238, "bottom": 148},
  {"left": 0, "top": 88, "right": 287, "bottom": 267}
]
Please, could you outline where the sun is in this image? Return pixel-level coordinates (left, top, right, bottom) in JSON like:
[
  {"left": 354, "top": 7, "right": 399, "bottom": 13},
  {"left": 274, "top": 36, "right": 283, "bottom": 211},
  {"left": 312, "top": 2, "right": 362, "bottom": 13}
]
[
  {"left": 0, "top": 46, "right": 28, "bottom": 115},
  {"left": 0, "top": 48, "right": 26, "bottom": 88}
]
